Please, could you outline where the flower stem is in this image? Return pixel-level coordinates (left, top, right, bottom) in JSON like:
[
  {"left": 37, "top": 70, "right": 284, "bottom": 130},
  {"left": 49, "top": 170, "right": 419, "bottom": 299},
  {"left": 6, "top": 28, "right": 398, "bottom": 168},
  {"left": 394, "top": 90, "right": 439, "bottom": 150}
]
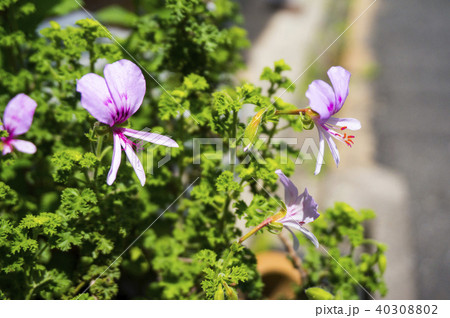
[
  {"left": 238, "top": 216, "right": 273, "bottom": 244},
  {"left": 96, "top": 135, "right": 104, "bottom": 158},
  {"left": 238, "top": 210, "right": 285, "bottom": 244},
  {"left": 73, "top": 281, "right": 87, "bottom": 296},
  {"left": 279, "top": 232, "right": 308, "bottom": 285},
  {"left": 25, "top": 276, "right": 52, "bottom": 300},
  {"left": 275, "top": 108, "right": 309, "bottom": 115}
]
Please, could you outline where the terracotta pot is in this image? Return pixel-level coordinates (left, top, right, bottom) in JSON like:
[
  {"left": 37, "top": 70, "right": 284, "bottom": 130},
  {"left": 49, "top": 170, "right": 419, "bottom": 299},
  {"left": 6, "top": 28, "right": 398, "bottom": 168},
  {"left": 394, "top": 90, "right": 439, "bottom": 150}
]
[{"left": 256, "top": 251, "right": 301, "bottom": 299}]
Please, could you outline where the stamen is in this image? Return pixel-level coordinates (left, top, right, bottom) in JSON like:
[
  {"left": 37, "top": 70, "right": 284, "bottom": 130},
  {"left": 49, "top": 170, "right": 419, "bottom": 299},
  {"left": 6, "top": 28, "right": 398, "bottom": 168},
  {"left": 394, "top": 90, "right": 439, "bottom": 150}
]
[
  {"left": 322, "top": 122, "right": 357, "bottom": 147},
  {"left": 115, "top": 130, "right": 144, "bottom": 152},
  {"left": 325, "top": 126, "right": 356, "bottom": 147}
]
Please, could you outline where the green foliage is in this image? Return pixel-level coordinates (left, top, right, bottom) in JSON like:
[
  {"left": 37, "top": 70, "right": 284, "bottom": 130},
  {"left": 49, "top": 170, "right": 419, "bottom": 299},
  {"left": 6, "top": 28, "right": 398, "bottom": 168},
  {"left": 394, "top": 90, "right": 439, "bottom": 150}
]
[
  {"left": 215, "top": 171, "right": 241, "bottom": 194},
  {"left": 234, "top": 195, "right": 279, "bottom": 228},
  {"left": 298, "top": 203, "right": 387, "bottom": 299},
  {"left": 157, "top": 73, "right": 211, "bottom": 123},
  {"left": 0, "top": 0, "right": 386, "bottom": 300},
  {"left": 51, "top": 150, "right": 100, "bottom": 184},
  {"left": 197, "top": 243, "right": 253, "bottom": 300},
  {"left": 260, "top": 59, "right": 295, "bottom": 96},
  {"left": 129, "top": 0, "right": 249, "bottom": 83},
  {"left": 96, "top": 5, "right": 138, "bottom": 28}
]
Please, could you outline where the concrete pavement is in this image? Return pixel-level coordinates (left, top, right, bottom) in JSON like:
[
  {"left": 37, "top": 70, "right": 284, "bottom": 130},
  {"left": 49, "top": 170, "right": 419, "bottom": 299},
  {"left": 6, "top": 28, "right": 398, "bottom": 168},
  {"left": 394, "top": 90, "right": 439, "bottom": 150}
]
[{"left": 371, "top": 0, "right": 450, "bottom": 299}]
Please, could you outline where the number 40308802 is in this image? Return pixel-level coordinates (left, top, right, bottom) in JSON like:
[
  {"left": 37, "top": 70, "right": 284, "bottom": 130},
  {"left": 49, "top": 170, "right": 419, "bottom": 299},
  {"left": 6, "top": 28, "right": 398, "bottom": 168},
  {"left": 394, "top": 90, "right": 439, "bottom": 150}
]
[{"left": 375, "top": 305, "right": 438, "bottom": 315}]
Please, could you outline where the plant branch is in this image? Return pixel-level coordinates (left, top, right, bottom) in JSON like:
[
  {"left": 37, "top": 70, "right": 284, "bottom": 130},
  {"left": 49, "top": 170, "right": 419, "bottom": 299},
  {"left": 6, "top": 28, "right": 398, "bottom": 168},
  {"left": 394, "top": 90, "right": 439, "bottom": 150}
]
[{"left": 278, "top": 232, "right": 308, "bottom": 285}]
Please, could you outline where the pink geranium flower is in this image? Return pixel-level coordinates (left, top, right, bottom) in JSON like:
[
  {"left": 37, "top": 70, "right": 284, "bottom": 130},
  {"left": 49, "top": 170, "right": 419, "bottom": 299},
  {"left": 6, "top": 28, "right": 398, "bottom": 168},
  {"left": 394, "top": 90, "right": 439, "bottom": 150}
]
[
  {"left": 239, "top": 170, "right": 320, "bottom": 249},
  {"left": 1, "top": 94, "right": 37, "bottom": 155},
  {"left": 275, "top": 169, "right": 320, "bottom": 248},
  {"left": 77, "top": 59, "right": 178, "bottom": 186},
  {"left": 305, "top": 66, "right": 361, "bottom": 175}
]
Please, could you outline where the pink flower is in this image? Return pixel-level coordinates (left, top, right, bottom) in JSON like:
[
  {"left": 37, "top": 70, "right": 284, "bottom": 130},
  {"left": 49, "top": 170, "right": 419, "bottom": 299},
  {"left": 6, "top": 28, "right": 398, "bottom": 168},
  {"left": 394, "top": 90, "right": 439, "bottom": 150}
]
[
  {"left": 306, "top": 66, "right": 361, "bottom": 175},
  {"left": 77, "top": 59, "right": 178, "bottom": 186},
  {"left": 1, "top": 94, "right": 37, "bottom": 155},
  {"left": 275, "top": 169, "right": 320, "bottom": 248},
  {"left": 238, "top": 170, "right": 319, "bottom": 248}
]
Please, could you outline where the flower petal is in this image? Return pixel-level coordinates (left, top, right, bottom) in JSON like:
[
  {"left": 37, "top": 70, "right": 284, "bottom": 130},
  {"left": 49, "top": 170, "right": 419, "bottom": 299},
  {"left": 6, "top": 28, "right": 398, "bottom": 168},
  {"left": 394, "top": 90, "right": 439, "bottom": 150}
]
[
  {"left": 3, "top": 94, "right": 37, "bottom": 137},
  {"left": 122, "top": 128, "right": 179, "bottom": 148},
  {"left": 285, "top": 226, "right": 300, "bottom": 251},
  {"left": 299, "top": 188, "right": 320, "bottom": 224},
  {"left": 104, "top": 59, "right": 146, "bottom": 123},
  {"left": 321, "top": 126, "right": 340, "bottom": 167},
  {"left": 280, "top": 218, "right": 302, "bottom": 231},
  {"left": 275, "top": 169, "right": 298, "bottom": 207},
  {"left": 327, "top": 117, "right": 361, "bottom": 130},
  {"left": 314, "top": 128, "right": 325, "bottom": 175},
  {"left": 298, "top": 226, "right": 319, "bottom": 248},
  {"left": 107, "top": 134, "right": 122, "bottom": 185},
  {"left": 120, "top": 137, "right": 146, "bottom": 186},
  {"left": 77, "top": 73, "right": 116, "bottom": 126},
  {"left": 2, "top": 144, "right": 13, "bottom": 155},
  {"left": 10, "top": 139, "right": 36, "bottom": 154},
  {"left": 306, "top": 79, "right": 335, "bottom": 122},
  {"left": 327, "top": 66, "right": 351, "bottom": 113}
]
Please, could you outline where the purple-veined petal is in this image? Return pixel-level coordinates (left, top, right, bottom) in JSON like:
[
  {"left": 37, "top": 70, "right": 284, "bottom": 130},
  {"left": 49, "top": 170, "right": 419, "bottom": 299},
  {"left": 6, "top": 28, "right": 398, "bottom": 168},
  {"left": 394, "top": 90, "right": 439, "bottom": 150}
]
[
  {"left": 280, "top": 218, "right": 303, "bottom": 231},
  {"left": 10, "top": 139, "right": 36, "bottom": 154},
  {"left": 284, "top": 204, "right": 304, "bottom": 223},
  {"left": 327, "top": 117, "right": 361, "bottom": 130},
  {"left": 306, "top": 79, "right": 335, "bottom": 122},
  {"left": 285, "top": 226, "right": 300, "bottom": 251},
  {"left": 275, "top": 169, "right": 298, "bottom": 207},
  {"left": 77, "top": 73, "right": 116, "bottom": 126},
  {"left": 299, "top": 188, "right": 320, "bottom": 224},
  {"left": 298, "top": 226, "right": 319, "bottom": 248},
  {"left": 280, "top": 195, "right": 319, "bottom": 228},
  {"left": 327, "top": 66, "right": 351, "bottom": 113},
  {"left": 314, "top": 127, "right": 325, "bottom": 175},
  {"left": 120, "top": 137, "right": 146, "bottom": 186},
  {"left": 122, "top": 128, "right": 179, "bottom": 148},
  {"left": 321, "top": 126, "right": 340, "bottom": 167},
  {"left": 107, "top": 133, "right": 122, "bottom": 185},
  {"left": 104, "top": 59, "right": 146, "bottom": 123},
  {"left": 3, "top": 94, "right": 37, "bottom": 137}
]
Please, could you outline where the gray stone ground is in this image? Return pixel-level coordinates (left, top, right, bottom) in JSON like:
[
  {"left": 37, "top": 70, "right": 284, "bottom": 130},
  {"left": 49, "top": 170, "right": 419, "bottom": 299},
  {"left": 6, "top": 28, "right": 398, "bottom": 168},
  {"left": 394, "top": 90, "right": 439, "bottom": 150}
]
[{"left": 371, "top": 0, "right": 450, "bottom": 299}]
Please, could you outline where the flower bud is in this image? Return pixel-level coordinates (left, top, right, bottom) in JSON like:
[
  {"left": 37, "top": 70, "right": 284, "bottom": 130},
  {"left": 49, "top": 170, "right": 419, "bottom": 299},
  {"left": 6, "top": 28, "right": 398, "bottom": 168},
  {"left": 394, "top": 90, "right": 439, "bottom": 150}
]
[
  {"left": 243, "top": 109, "right": 265, "bottom": 152},
  {"left": 223, "top": 282, "right": 238, "bottom": 300},
  {"left": 305, "top": 287, "right": 334, "bottom": 300},
  {"left": 214, "top": 285, "right": 224, "bottom": 300},
  {"left": 300, "top": 112, "right": 315, "bottom": 130}
]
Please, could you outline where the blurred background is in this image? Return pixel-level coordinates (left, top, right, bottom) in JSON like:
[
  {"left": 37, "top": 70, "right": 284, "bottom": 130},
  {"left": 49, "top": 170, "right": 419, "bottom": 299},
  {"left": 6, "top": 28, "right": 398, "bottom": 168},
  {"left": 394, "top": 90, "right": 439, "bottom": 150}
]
[
  {"left": 237, "top": 0, "right": 450, "bottom": 300},
  {"left": 38, "top": 0, "right": 449, "bottom": 299}
]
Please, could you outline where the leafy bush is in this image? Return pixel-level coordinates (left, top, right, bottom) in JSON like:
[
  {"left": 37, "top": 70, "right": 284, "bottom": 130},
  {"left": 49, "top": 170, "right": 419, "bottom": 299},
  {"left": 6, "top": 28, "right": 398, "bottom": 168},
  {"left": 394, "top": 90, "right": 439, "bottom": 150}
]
[{"left": 0, "top": 0, "right": 386, "bottom": 299}]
